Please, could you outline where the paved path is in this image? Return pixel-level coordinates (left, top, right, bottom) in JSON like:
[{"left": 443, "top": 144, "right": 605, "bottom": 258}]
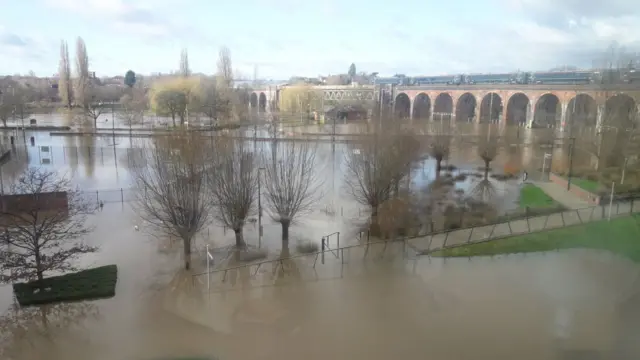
[
  {"left": 410, "top": 201, "right": 639, "bottom": 254},
  {"left": 529, "top": 180, "right": 591, "bottom": 209}
]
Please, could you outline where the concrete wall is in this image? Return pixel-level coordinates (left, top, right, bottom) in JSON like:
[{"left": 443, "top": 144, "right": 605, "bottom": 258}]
[{"left": 549, "top": 173, "right": 601, "bottom": 205}]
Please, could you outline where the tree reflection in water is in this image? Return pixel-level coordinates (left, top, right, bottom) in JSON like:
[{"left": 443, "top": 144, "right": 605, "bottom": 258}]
[{"left": 0, "top": 300, "right": 100, "bottom": 360}]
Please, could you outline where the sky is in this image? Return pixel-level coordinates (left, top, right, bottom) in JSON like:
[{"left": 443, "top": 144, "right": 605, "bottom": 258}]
[{"left": 1, "top": 0, "right": 639, "bottom": 79}]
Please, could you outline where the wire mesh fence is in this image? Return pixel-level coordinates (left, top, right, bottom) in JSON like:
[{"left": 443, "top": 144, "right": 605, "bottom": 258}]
[
  {"left": 412, "top": 198, "right": 640, "bottom": 254},
  {"left": 78, "top": 188, "right": 137, "bottom": 206},
  {"left": 191, "top": 195, "right": 640, "bottom": 292}
]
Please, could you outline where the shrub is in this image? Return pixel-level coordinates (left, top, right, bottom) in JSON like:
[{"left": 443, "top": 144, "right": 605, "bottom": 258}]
[
  {"left": 237, "top": 249, "right": 268, "bottom": 262},
  {"left": 296, "top": 241, "right": 319, "bottom": 254}
]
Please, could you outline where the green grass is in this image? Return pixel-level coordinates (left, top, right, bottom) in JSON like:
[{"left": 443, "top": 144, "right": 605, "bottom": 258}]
[
  {"left": 569, "top": 177, "right": 601, "bottom": 193},
  {"left": 518, "top": 184, "right": 560, "bottom": 209},
  {"left": 13, "top": 265, "right": 118, "bottom": 306},
  {"left": 431, "top": 214, "right": 640, "bottom": 262}
]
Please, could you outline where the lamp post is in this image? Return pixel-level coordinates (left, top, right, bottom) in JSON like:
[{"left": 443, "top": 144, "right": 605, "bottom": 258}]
[{"left": 257, "top": 167, "right": 265, "bottom": 248}]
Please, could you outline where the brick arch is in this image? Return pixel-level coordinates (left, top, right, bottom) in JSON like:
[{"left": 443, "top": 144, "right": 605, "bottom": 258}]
[{"left": 412, "top": 92, "right": 432, "bottom": 120}]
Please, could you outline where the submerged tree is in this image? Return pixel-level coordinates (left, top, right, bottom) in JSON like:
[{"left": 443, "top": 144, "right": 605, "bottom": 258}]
[
  {"left": 262, "top": 141, "right": 322, "bottom": 244},
  {"left": 0, "top": 168, "right": 97, "bottom": 284},
  {"left": 343, "top": 130, "right": 420, "bottom": 233},
  {"left": 477, "top": 127, "right": 500, "bottom": 177},
  {"left": 131, "top": 130, "right": 213, "bottom": 270},
  {"left": 208, "top": 138, "right": 258, "bottom": 248},
  {"left": 427, "top": 122, "right": 452, "bottom": 174}
]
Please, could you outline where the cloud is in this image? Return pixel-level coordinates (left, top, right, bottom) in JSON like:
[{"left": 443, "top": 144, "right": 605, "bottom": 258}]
[
  {"left": 43, "top": 0, "right": 209, "bottom": 43},
  {"left": 0, "top": 28, "right": 56, "bottom": 74}
]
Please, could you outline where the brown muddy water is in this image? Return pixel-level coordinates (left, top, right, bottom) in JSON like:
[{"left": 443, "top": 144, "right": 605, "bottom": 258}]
[{"left": 1, "top": 204, "right": 640, "bottom": 360}]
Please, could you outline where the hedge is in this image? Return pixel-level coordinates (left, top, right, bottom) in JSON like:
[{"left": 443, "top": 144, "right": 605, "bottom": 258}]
[{"left": 13, "top": 265, "right": 118, "bottom": 306}]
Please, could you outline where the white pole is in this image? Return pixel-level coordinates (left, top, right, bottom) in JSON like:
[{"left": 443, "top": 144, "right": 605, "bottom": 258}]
[
  {"left": 541, "top": 156, "right": 547, "bottom": 181},
  {"left": 608, "top": 181, "right": 615, "bottom": 221},
  {"left": 206, "top": 244, "right": 210, "bottom": 290}
]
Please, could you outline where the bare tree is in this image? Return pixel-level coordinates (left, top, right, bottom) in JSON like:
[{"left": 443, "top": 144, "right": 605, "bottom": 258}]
[
  {"left": 200, "top": 79, "right": 227, "bottom": 125},
  {"left": 261, "top": 141, "right": 322, "bottom": 243},
  {"left": 214, "top": 47, "right": 234, "bottom": 122},
  {"left": 477, "top": 127, "right": 499, "bottom": 178},
  {"left": 208, "top": 138, "right": 258, "bottom": 248},
  {"left": 0, "top": 84, "right": 18, "bottom": 127},
  {"left": 426, "top": 122, "right": 452, "bottom": 174},
  {"left": 74, "top": 37, "right": 90, "bottom": 109},
  {"left": 119, "top": 89, "right": 147, "bottom": 128},
  {"left": 180, "top": 48, "right": 191, "bottom": 77},
  {"left": 155, "top": 89, "right": 187, "bottom": 126},
  {"left": 0, "top": 168, "right": 97, "bottom": 284},
  {"left": 11, "top": 86, "right": 32, "bottom": 128},
  {"left": 216, "top": 46, "right": 234, "bottom": 88},
  {"left": 58, "top": 40, "right": 73, "bottom": 108},
  {"left": 131, "top": 130, "right": 213, "bottom": 270},
  {"left": 343, "top": 131, "right": 420, "bottom": 233},
  {"left": 79, "top": 86, "right": 110, "bottom": 128}
]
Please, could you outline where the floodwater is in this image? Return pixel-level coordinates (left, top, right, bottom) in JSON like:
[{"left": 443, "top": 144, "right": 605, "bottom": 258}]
[
  {"left": 0, "top": 121, "right": 586, "bottom": 213},
  {"left": 1, "top": 204, "right": 640, "bottom": 360},
  {"left": 2, "top": 122, "right": 637, "bottom": 359}
]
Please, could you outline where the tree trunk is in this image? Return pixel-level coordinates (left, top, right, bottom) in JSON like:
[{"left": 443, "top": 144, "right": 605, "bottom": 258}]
[
  {"left": 171, "top": 113, "right": 176, "bottom": 127},
  {"left": 35, "top": 249, "right": 44, "bottom": 283},
  {"left": 435, "top": 157, "right": 442, "bottom": 173},
  {"left": 484, "top": 160, "right": 490, "bottom": 179},
  {"left": 369, "top": 206, "right": 380, "bottom": 237},
  {"left": 234, "top": 228, "right": 246, "bottom": 249},
  {"left": 281, "top": 220, "right": 290, "bottom": 243},
  {"left": 94, "top": 116, "right": 98, "bottom": 129},
  {"left": 182, "top": 237, "right": 192, "bottom": 270}
]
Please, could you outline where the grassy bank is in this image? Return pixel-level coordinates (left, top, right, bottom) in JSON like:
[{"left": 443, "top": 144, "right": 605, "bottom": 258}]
[
  {"left": 518, "top": 184, "right": 560, "bottom": 209},
  {"left": 13, "top": 265, "right": 118, "bottom": 306},
  {"left": 431, "top": 214, "right": 640, "bottom": 262},
  {"left": 569, "top": 177, "right": 601, "bottom": 193}
]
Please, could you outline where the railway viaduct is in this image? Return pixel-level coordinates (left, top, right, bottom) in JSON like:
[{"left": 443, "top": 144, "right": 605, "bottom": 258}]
[{"left": 251, "top": 84, "right": 640, "bottom": 130}]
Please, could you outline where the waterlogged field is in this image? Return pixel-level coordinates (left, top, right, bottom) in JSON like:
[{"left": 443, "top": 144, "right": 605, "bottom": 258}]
[{"left": 1, "top": 124, "right": 639, "bottom": 359}]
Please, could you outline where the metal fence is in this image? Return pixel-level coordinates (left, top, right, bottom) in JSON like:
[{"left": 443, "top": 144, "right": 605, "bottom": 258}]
[
  {"left": 412, "top": 199, "right": 640, "bottom": 254},
  {"left": 78, "top": 188, "right": 137, "bottom": 205},
  {"left": 191, "top": 197, "right": 640, "bottom": 291}
]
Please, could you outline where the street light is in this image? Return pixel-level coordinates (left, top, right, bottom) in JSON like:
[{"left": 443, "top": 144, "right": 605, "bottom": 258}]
[{"left": 257, "top": 167, "right": 265, "bottom": 248}]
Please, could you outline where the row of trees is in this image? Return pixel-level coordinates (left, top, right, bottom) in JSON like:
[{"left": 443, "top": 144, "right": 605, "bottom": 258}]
[
  {"left": 131, "top": 130, "right": 322, "bottom": 269},
  {"left": 38, "top": 38, "right": 253, "bottom": 128}
]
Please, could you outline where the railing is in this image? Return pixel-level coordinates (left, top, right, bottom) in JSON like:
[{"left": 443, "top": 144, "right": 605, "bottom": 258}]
[
  {"left": 78, "top": 188, "right": 137, "bottom": 206},
  {"left": 192, "top": 233, "right": 413, "bottom": 287},
  {"left": 321, "top": 232, "right": 340, "bottom": 262}
]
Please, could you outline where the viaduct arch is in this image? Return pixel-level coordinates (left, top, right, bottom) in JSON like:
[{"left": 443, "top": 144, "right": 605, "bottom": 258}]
[{"left": 394, "top": 87, "right": 640, "bottom": 130}]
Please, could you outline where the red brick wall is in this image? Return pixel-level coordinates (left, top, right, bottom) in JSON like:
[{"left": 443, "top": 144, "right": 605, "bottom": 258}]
[
  {"left": 549, "top": 173, "right": 601, "bottom": 205},
  {"left": 1, "top": 191, "right": 69, "bottom": 213}
]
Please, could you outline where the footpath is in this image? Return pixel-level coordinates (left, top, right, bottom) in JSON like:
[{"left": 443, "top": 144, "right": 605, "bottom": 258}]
[
  {"left": 410, "top": 180, "right": 639, "bottom": 254},
  {"left": 529, "top": 180, "right": 591, "bottom": 209}
]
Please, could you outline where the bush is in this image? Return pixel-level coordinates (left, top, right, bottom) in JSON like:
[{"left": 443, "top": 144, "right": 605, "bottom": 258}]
[
  {"left": 295, "top": 241, "right": 319, "bottom": 254},
  {"left": 13, "top": 265, "right": 118, "bottom": 306},
  {"left": 237, "top": 249, "right": 268, "bottom": 262}
]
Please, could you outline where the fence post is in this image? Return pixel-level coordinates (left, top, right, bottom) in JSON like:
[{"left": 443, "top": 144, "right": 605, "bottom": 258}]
[
  {"left": 337, "top": 232, "right": 340, "bottom": 250},
  {"left": 121, "top": 188, "right": 124, "bottom": 203},
  {"left": 442, "top": 231, "right": 450, "bottom": 248}
]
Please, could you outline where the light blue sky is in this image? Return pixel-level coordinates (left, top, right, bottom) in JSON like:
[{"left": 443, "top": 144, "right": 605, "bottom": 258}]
[{"left": 1, "top": 0, "right": 639, "bottom": 78}]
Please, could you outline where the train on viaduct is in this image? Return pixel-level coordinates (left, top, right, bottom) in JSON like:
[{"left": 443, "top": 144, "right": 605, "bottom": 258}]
[{"left": 249, "top": 83, "right": 640, "bottom": 130}]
